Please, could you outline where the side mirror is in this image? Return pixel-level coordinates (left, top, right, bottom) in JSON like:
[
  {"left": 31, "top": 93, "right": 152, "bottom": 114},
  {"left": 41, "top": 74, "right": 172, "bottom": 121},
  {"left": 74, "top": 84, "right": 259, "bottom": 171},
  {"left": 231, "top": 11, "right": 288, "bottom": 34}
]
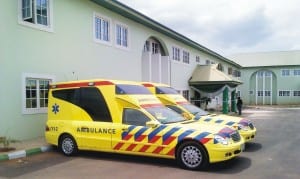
[
  {"left": 182, "top": 112, "right": 192, "bottom": 120},
  {"left": 146, "top": 121, "right": 160, "bottom": 128}
]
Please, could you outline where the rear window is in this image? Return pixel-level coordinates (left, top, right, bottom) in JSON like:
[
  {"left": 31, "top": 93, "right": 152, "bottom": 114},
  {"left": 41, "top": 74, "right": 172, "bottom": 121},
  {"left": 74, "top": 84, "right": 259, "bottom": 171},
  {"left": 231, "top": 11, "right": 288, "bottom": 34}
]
[
  {"left": 52, "top": 87, "right": 112, "bottom": 122},
  {"left": 116, "top": 84, "right": 151, "bottom": 95},
  {"left": 156, "top": 87, "right": 178, "bottom": 94}
]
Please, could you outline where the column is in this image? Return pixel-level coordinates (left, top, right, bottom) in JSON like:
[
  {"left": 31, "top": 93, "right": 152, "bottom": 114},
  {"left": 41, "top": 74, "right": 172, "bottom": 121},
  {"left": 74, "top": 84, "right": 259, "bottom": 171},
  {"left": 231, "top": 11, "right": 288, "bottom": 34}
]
[
  {"left": 222, "top": 87, "right": 229, "bottom": 114},
  {"left": 231, "top": 90, "right": 236, "bottom": 113}
]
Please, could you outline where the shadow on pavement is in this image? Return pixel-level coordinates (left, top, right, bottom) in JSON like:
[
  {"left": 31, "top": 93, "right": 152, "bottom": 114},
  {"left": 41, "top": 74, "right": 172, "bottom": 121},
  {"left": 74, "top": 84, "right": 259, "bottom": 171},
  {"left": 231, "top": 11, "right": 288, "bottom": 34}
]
[
  {"left": 244, "top": 142, "right": 262, "bottom": 152},
  {"left": 80, "top": 150, "right": 251, "bottom": 174},
  {"left": 206, "top": 156, "right": 251, "bottom": 174}
]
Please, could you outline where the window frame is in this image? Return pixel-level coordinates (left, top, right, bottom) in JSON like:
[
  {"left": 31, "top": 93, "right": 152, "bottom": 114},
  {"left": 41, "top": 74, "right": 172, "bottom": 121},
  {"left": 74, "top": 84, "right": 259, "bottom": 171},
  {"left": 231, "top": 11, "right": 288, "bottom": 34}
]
[
  {"left": 196, "top": 56, "right": 200, "bottom": 63},
  {"left": 172, "top": 46, "right": 181, "bottom": 62},
  {"left": 257, "top": 90, "right": 264, "bottom": 97},
  {"left": 93, "top": 12, "right": 112, "bottom": 45},
  {"left": 293, "top": 91, "right": 300, "bottom": 96},
  {"left": 18, "top": 0, "right": 54, "bottom": 32},
  {"left": 281, "top": 69, "right": 290, "bottom": 77},
  {"left": 228, "top": 67, "right": 233, "bottom": 75},
  {"left": 122, "top": 108, "right": 150, "bottom": 126},
  {"left": 278, "top": 90, "right": 291, "bottom": 97},
  {"left": 182, "top": 50, "right": 190, "bottom": 64},
  {"left": 115, "top": 22, "right": 130, "bottom": 49},
  {"left": 293, "top": 69, "right": 300, "bottom": 76},
  {"left": 22, "top": 73, "right": 55, "bottom": 114}
]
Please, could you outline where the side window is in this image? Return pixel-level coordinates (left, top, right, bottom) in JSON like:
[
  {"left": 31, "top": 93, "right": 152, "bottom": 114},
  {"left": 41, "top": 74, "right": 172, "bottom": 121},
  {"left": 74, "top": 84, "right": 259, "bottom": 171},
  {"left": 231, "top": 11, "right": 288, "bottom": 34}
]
[
  {"left": 122, "top": 109, "right": 150, "bottom": 126},
  {"left": 79, "top": 87, "right": 112, "bottom": 122},
  {"left": 52, "top": 87, "right": 112, "bottom": 122},
  {"left": 52, "top": 89, "right": 79, "bottom": 104},
  {"left": 166, "top": 105, "right": 184, "bottom": 114}
]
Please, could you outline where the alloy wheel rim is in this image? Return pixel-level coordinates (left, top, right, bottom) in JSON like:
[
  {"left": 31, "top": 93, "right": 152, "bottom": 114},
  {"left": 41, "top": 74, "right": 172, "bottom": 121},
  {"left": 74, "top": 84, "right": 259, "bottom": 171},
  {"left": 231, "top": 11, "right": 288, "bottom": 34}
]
[
  {"left": 62, "top": 138, "right": 74, "bottom": 154},
  {"left": 181, "top": 145, "right": 202, "bottom": 168}
]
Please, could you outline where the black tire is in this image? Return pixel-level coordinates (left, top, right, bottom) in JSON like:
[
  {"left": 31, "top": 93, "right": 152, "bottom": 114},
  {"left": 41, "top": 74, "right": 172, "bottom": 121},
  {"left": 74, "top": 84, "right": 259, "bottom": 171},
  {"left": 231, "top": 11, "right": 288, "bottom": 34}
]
[
  {"left": 59, "top": 134, "right": 78, "bottom": 156},
  {"left": 176, "top": 141, "right": 208, "bottom": 170}
]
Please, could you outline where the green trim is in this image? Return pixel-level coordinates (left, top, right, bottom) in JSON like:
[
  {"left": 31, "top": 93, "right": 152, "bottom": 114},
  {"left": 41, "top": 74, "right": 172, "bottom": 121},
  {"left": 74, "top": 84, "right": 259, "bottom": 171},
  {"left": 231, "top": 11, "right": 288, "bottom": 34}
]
[
  {"left": 0, "top": 154, "right": 9, "bottom": 161},
  {"left": 26, "top": 148, "right": 42, "bottom": 156},
  {"left": 91, "top": 0, "right": 241, "bottom": 68}
]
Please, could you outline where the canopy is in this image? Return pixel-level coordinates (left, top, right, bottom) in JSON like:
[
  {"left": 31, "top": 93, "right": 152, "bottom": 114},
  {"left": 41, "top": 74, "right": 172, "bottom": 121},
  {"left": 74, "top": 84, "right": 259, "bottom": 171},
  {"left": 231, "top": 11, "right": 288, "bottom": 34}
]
[{"left": 189, "top": 64, "right": 242, "bottom": 93}]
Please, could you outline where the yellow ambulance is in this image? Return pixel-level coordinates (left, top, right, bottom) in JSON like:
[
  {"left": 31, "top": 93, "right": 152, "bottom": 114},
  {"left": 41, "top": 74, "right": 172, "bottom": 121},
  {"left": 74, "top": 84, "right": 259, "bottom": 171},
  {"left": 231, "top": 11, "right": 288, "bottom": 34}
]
[
  {"left": 142, "top": 82, "right": 256, "bottom": 142},
  {"left": 45, "top": 79, "right": 244, "bottom": 170}
]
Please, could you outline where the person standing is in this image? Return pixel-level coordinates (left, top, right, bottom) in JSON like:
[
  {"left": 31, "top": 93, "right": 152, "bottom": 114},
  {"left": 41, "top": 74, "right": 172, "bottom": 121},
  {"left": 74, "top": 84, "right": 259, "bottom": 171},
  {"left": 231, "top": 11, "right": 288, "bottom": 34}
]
[{"left": 237, "top": 97, "right": 243, "bottom": 115}]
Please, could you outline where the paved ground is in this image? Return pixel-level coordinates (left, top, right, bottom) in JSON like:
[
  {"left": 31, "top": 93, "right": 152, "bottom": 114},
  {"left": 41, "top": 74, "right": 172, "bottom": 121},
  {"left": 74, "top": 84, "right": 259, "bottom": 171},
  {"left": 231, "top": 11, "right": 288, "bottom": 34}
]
[{"left": 1, "top": 107, "right": 300, "bottom": 178}]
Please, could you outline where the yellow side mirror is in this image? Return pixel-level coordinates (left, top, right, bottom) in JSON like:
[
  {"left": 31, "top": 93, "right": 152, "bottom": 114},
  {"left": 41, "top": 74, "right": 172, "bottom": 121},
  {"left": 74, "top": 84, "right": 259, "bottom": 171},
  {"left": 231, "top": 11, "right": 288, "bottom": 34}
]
[{"left": 182, "top": 112, "right": 192, "bottom": 120}]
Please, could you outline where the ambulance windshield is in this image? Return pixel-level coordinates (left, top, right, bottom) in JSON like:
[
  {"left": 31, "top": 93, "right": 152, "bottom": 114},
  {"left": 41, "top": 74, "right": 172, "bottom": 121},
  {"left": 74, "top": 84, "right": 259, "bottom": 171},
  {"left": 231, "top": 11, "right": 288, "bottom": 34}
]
[
  {"left": 145, "top": 106, "right": 186, "bottom": 124},
  {"left": 180, "top": 103, "right": 208, "bottom": 116}
]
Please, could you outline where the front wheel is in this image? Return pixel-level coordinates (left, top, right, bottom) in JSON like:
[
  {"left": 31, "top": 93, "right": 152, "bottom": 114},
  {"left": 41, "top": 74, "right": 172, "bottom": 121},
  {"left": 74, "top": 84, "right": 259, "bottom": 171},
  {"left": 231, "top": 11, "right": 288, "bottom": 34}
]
[
  {"left": 176, "top": 141, "right": 208, "bottom": 170},
  {"left": 59, "top": 134, "right": 78, "bottom": 156}
]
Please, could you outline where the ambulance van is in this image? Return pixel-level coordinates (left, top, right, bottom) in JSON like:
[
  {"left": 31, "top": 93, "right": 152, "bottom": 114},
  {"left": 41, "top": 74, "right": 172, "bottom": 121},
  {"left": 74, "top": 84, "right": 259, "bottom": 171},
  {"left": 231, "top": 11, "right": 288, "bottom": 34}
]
[
  {"left": 141, "top": 82, "right": 256, "bottom": 142},
  {"left": 45, "top": 79, "right": 244, "bottom": 170}
]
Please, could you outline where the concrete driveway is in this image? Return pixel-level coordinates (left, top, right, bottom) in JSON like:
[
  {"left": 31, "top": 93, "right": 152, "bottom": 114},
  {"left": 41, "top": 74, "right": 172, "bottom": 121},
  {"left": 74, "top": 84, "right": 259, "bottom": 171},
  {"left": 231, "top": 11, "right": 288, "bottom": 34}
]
[{"left": 1, "top": 107, "right": 300, "bottom": 179}]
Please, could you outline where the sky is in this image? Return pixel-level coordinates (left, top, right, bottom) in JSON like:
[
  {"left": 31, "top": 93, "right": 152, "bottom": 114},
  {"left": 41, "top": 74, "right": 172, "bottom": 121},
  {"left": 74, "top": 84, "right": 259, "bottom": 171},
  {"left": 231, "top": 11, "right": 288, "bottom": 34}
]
[{"left": 118, "top": 0, "right": 300, "bottom": 56}]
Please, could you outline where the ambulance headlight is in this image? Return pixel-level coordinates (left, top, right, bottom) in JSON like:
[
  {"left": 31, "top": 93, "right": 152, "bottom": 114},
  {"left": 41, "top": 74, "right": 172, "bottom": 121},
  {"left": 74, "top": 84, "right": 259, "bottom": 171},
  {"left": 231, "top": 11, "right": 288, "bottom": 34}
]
[
  {"left": 238, "top": 124, "right": 248, "bottom": 131},
  {"left": 214, "top": 135, "right": 228, "bottom": 145}
]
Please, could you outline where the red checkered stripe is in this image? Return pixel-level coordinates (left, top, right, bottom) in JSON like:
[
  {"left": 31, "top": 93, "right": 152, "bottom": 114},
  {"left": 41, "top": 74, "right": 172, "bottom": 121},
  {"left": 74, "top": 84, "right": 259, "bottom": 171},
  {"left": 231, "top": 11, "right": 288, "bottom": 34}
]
[{"left": 113, "top": 125, "right": 212, "bottom": 156}]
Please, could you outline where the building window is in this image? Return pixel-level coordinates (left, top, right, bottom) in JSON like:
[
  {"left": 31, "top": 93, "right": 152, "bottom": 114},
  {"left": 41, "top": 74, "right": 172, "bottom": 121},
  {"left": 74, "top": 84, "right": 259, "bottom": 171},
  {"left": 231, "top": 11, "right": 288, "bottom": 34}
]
[
  {"left": 217, "top": 63, "right": 224, "bottom": 71},
  {"left": 116, "top": 23, "right": 128, "bottom": 48},
  {"left": 294, "top": 91, "right": 300, "bottom": 96},
  {"left": 94, "top": 13, "right": 110, "bottom": 43},
  {"left": 257, "top": 71, "right": 264, "bottom": 78},
  {"left": 249, "top": 90, "right": 254, "bottom": 95},
  {"left": 19, "top": 0, "right": 52, "bottom": 31},
  {"left": 234, "top": 70, "right": 241, "bottom": 77},
  {"left": 22, "top": 73, "right": 55, "bottom": 114},
  {"left": 279, "top": 90, "right": 290, "bottom": 97},
  {"left": 205, "top": 60, "right": 210, "bottom": 65},
  {"left": 281, "top": 69, "right": 290, "bottom": 76},
  {"left": 143, "top": 41, "right": 150, "bottom": 52},
  {"left": 265, "top": 91, "right": 271, "bottom": 96},
  {"left": 152, "top": 42, "right": 160, "bottom": 54},
  {"left": 182, "top": 50, "right": 190, "bottom": 64},
  {"left": 172, "top": 47, "right": 180, "bottom": 61},
  {"left": 228, "top": 67, "right": 233, "bottom": 75},
  {"left": 182, "top": 90, "right": 189, "bottom": 100},
  {"left": 196, "top": 56, "right": 200, "bottom": 63},
  {"left": 294, "top": 69, "right": 300, "bottom": 76},
  {"left": 265, "top": 71, "right": 272, "bottom": 77},
  {"left": 257, "top": 91, "right": 264, "bottom": 97}
]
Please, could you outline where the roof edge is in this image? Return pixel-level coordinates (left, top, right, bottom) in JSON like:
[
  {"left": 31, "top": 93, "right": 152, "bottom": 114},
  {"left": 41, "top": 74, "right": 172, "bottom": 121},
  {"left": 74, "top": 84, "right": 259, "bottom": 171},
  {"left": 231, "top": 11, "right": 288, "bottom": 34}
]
[{"left": 91, "top": 0, "right": 241, "bottom": 68}]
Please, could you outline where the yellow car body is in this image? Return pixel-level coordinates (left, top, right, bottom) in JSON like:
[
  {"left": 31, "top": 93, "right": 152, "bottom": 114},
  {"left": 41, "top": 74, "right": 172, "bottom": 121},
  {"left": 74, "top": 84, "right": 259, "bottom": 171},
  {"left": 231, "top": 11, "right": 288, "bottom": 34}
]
[
  {"left": 45, "top": 79, "right": 244, "bottom": 170},
  {"left": 142, "top": 82, "right": 256, "bottom": 142}
]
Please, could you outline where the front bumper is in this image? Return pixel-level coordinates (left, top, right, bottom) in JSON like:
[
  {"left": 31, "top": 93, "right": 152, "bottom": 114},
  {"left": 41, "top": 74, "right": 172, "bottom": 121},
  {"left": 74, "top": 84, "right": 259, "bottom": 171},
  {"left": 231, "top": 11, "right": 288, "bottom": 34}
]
[
  {"left": 240, "top": 127, "right": 257, "bottom": 142},
  {"left": 208, "top": 140, "right": 245, "bottom": 163}
]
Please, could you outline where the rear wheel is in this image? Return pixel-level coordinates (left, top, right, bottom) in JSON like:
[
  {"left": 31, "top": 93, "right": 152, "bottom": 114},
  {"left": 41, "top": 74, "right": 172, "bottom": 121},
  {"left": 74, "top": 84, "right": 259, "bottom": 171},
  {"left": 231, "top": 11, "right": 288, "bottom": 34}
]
[
  {"left": 59, "top": 134, "right": 78, "bottom": 156},
  {"left": 176, "top": 141, "right": 208, "bottom": 170}
]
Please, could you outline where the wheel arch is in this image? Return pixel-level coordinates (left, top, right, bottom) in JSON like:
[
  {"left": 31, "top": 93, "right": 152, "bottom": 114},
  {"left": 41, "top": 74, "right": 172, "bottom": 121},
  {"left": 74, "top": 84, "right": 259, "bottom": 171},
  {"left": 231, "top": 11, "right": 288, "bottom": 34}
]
[{"left": 175, "top": 139, "right": 209, "bottom": 160}]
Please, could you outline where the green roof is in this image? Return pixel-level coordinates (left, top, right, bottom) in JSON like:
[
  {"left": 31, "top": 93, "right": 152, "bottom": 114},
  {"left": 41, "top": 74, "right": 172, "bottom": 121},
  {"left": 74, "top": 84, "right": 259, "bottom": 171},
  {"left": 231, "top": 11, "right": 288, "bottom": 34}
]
[{"left": 91, "top": 0, "right": 241, "bottom": 68}]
